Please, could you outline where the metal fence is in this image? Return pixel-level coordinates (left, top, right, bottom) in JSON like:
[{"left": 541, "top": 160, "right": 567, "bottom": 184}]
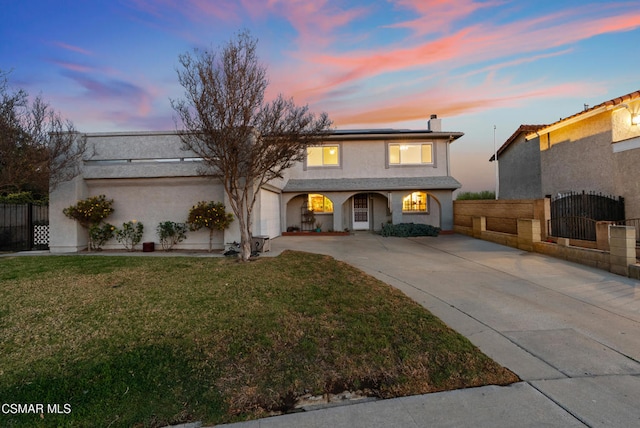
[
  {"left": 0, "top": 204, "right": 49, "bottom": 251},
  {"left": 549, "top": 191, "right": 625, "bottom": 241}
]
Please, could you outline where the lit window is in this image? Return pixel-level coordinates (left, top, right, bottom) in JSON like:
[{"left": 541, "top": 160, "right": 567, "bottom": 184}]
[
  {"left": 307, "top": 145, "right": 339, "bottom": 166},
  {"left": 308, "top": 194, "right": 333, "bottom": 213},
  {"left": 388, "top": 143, "right": 433, "bottom": 165},
  {"left": 403, "top": 192, "right": 428, "bottom": 212}
]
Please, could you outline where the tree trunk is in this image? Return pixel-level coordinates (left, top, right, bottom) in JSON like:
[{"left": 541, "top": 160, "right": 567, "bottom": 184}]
[{"left": 236, "top": 204, "right": 252, "bottom": 261}]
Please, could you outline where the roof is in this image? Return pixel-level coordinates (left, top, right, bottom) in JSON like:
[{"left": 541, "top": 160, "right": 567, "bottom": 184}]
[
  {"left": 283, "top": 176, "right": 462, "bottom": 193},
  {"left": 325, "top": 129, "right": 464, "bottom": 143},
  {"left": 489, "top": 124, "right": 546, "bottom": 162},
  {"left": 525, "top": 89, "right": 640, "bottom": 139}
]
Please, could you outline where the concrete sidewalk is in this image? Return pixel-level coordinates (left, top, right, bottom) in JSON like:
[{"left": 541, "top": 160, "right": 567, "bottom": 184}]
[{"left": 216, "top": 233, "right": 640, "bottom": 427}]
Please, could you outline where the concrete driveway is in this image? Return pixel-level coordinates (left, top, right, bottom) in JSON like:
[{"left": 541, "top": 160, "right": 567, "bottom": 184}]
[{"left": 218, "top": 232, "right": 640, "bottom": 427}]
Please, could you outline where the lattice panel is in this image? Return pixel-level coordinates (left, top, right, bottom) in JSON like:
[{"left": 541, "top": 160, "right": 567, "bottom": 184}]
[{"left": 34, "top": 225, "right": 50, "bottom": 246}]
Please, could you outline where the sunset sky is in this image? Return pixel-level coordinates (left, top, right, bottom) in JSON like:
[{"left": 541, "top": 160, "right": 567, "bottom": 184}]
[{"left": 2, "top": 0, "right": 640, "bottom": 192}]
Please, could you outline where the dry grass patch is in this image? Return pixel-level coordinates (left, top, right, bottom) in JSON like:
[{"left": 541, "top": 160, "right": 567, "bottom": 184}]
[{"left": 0, "top": 251, "right": 518, "bottom": 426}]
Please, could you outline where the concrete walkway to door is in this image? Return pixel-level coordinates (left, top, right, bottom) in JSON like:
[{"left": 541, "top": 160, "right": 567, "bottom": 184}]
[{"left": 217, "top": 233, "right": 640, "bottom": 428}]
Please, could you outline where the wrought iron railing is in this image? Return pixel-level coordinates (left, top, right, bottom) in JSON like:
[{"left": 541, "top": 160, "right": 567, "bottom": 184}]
[{"left": 547, "top": 216, "right": 598, "bottom": 241}]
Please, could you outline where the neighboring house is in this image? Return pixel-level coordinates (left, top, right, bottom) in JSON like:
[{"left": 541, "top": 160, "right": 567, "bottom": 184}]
[
  {"left": 50, "top": 115, "right": 463, "bottom": 252},
  {"left": 493, "top": 90, "right": 640, "bottom": 219},
  {"left": 490, "top": 124, "right": 547, "bottom": 200}
]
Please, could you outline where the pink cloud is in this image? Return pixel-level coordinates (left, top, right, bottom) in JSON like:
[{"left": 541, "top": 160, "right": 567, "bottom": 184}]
[
  {"left": 51, "top": 41, "right": 93, "bottom": 56},
  {"left": 266, "top": 3, "right": 640, "bottom": 121},
  {"left": 387, "top": 0, "right": 504, "bottom": 36},
  {"left": 270, "top": 0, "right": 368, "bottom": 47},
  {"left": 331, "top": 81, "right": 602, "bottom": 127}
]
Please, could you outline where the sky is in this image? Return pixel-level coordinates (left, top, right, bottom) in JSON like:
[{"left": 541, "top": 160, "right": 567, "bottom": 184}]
[{"left": 2, "top": 0, "right": 640, "bottom": 193}]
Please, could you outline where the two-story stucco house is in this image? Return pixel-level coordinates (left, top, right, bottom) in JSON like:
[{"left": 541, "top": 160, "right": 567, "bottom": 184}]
[
  {"left": 492, "top": 90, "right": 640, "bottom": 219},
  {"left": 49, "top": 115, "right": 463, "bottom": 252}
]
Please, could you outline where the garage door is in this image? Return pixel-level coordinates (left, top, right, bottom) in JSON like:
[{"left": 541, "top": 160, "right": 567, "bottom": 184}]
[{"left": 257, "top": 190, "right": 281, "bottom": 238}]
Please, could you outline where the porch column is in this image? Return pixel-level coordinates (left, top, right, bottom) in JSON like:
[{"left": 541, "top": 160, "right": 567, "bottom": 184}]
[
  {"left": 391, "top": 191, "right": 403, "bottom": 224},
  {"left": 330, "top": 193, "right": 348, "bottom": 232}
]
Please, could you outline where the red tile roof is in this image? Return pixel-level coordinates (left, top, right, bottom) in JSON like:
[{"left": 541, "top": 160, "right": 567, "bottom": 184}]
[
  {"left": 491, "top": 89, "right": 640, "bottom": 162},
  {"left": 533, "top": 89, "right": 640, "bottom": 134}
]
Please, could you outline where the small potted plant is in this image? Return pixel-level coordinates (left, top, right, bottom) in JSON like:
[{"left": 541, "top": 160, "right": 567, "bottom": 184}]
[{"left": 315, "top": 221, "right": 322, "bottom": 232}]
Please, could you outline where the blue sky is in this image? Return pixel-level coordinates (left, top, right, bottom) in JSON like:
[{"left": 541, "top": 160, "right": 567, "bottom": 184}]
[{"left": 2, "top": 0, "right": 640, "bottom": 192}]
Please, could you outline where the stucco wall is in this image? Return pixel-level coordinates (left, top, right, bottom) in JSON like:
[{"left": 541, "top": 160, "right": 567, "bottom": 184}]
[
  {"left": 540, "top": 112, "right": 616, "bottom": 197},
  {"left": 498, "top": 134, "right": 542, "bottom": 199},
  {"left": 85, "top": 177, "right": 226, "bottom": 251},
  {"left": 614, "top": 148, "right": 640, "bottom": 219},
  {"left": 288, "top": 139, "right": 450, "bottom": 179},
  {"left": 50, "top": 176, "right": 229, "bottom": 252}
]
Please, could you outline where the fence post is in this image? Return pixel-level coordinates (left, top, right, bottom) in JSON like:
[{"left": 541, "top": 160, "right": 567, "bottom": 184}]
[
  {"left": 27, "top": 202, "right": 34, "bottom": 250},
  {"left": 517, "top": 218, "right": 541, "bottom": 251},
  {"left": 609, "top": 226, "right": 636, "bottom": 277},
  {"left": 596, "top": 221, "right": 613, "bottom": 251},
  {"left": 472, "top": 216, "right": 486, "bottom": 239}
]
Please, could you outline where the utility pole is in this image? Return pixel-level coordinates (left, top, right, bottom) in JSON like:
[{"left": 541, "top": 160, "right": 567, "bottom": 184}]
[{"left": 494, "top": 125, "right": 499, "bottom": 200}]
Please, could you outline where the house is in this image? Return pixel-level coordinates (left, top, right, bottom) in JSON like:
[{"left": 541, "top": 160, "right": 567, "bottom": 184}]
[
  {"left": 49, "top": 116, "right": 463, "bottom": 252},
  {"left": 489, "top": 124, "right": 547, "bottom": 200},
  {"left": 492, "top": 90, "right": 640, "bottom": 219}
]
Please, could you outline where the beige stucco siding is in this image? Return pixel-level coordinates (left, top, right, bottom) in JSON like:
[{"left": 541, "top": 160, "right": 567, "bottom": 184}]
[
  {"left": 614, "top": 148, "right": 640, "bottom": 219},
  {"left": 540, "top": 113, "right": 616, "bottom": 197},
  {"left": 290, "top": 140, "right": 449, "bottom": 180}
]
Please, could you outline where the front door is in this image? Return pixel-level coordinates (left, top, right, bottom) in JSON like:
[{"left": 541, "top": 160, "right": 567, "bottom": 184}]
[{"left": 353, "top": 194, "right": 369, "bottom": 230}]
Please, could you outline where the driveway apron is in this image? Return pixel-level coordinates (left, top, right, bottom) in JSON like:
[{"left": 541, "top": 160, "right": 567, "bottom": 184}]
[{"left": 221, "top": 233, "right": 640, "bottom": 428}]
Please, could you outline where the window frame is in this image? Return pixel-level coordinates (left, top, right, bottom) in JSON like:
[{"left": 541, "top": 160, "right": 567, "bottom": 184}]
[
  {"left": 305, "top": 144, "right": 341, "bottom": 169},
  {"left": 308, "top": 194, "right": 334, "bottom": 213},
  {"left": 386, "top": 142, "right": 434, "bottom": 167},
  {"left": 402, "top": 191, "right": 429, "bottom": 213}
]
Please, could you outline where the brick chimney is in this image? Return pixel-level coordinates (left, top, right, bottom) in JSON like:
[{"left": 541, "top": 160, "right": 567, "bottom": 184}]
[{"left": 428, "top": 114, "right": 441, "bottom": 132}]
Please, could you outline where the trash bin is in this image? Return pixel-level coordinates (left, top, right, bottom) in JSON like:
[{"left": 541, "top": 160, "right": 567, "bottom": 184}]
[
  {"left": 142, "top": 242, "right": 155, "bottom": 252},
  {"left": 252, "top": 236, "right": 270, "bottom": 252}
]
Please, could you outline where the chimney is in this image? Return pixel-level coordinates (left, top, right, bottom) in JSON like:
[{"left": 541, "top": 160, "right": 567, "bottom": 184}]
[{"left": 428, "top": 114, "right": 441, "bottom": 132}]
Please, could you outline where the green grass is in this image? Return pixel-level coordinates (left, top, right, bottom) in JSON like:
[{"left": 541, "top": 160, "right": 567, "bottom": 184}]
[{"left": 0, "top": 252, "right": 518, "bottom": 427}]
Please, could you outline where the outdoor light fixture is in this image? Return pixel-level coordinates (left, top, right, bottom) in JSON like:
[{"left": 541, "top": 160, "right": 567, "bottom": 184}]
[{"left": 618, "top": 103, "right": 639, "bottom": 126}]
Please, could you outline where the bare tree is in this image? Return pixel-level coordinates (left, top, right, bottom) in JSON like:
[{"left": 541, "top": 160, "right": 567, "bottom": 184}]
[
  {"left": 172, "top": 31, "right": 332, "bottom": 261},
  {"left": 0, "top": 70, "right": 86, "bottom": 198}
]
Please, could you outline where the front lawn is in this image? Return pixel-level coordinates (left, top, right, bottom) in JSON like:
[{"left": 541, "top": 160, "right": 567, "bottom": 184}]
[{"left": 0, "top": 251, "right": 518, "bottom": 427}]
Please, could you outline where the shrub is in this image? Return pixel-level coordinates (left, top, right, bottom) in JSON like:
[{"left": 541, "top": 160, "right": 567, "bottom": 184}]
[
  {"left": 187, "top": 201, "right": 233, "bottom": 252},
  {"left": 156, "top": 221, "right": 188, "bottom": 251},
  {"left": 63, "top": 195, "right": 114, "bottom": 228},
  {"left": 380, "top": 223, "right": 440, "bottom": 237},
  {"left": 115, "top": 220, "right": 144, "bottom": 251},
  {"left": 456, "top": 190, "right": 496, "bottom": 200},
  {"left": 0, "top": 191, "right": 47, "bottom": 205},
  {"left": 89, "top": 223, "right": 115, "bottom": 251},
  {"left": 63, "top": 195, "right": 115, "bottom": 250}
]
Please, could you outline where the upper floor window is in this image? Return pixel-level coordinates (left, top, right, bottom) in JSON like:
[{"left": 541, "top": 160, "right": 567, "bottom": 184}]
[
  {"left": 307, "top": 145, "right": 339, "bottom": 167},
  {"left": 403, "top": 191, "right": 428, "bottom": 212},
  {"left": 388, "top": 143, "right": 433, "bottom": 165}
]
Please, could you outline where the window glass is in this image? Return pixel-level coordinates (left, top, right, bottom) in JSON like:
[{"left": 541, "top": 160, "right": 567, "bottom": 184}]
[
  {"left": 389, "top": 144, "right": 400, "bottom": 164},
  {"left": 323, "top": 146, "right": 339, "bottom": 165},
  {"left": 421, "top": 144, "right": 433, "bottom": 163},
  {"left": 308, "top": 194, "right": 333, "bottom": 213},
  {"left": 402, "top": 191, "right": 428, "bottom": 212},
  {"left": 402, "top": 144, "right": 422, "bottom": 164},
  {"left": 307, "top": 145, "right": 339, "bottom": 166},
  {"left": 389, "top": 143, "right": 433, "bottom": 165},
  {"left": 307, "top": 147, "right": 323, "bottom": 166}
]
